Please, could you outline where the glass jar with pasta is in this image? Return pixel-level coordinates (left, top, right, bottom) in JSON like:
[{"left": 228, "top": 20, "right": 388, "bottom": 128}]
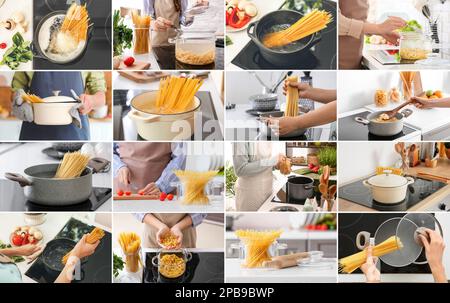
[
  {"left": 399, "top": 32, "right": 432, "bottom": 61},
  {"left": 174, "top": 30, "right": 216, "bottom": 66},
  {"left": 133, "top": 27, "right": 151, "bottom": 55},
  {"left": 152, "top": 249, "right": 192, "bottom": 279}
]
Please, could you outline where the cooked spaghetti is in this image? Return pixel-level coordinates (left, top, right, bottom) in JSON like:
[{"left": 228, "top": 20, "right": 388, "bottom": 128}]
[
  {"left": 285, "top": 75, "right": 299, "bottom": 117},
  {"left": 339, "top": 236, "right": 403, "bottom": 274},
  {"left": 262, "top": 10, "right": 332, "bottom": 49},
  {"left": 61, "top": 227, "right": 105, "bottom": 264},
  {"left": 174, "top": 170, "right": 218, "bottom": 205},
  {"left": 54, "top": 151, "right": 90, "bottom": 179},
  {"left": 118, "top": 232, "right": 142, "bottom": 273},
  {"left": 131, "top": 11, "right": 151, "bottom": 55},
  {"left": 155, "top": 76, "right": 203, "bottom": 114},
  {"left": 22, "top": 93, "right": 44, "bottom": 103},
  {"left": 159, "top": 254, "right": 186, "bottom": 278},
  {"left": 235, "top": 230, "right": 283, "bottom": 268}
]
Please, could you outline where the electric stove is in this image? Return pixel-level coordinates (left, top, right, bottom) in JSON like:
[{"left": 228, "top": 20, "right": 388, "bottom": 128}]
[
  {"left": 338, "top": 111, "right": 418, "bottom": 141},
  {"left": 339, "top": 177, "right": 447, "bottom": 211},
  {"left": 33, "top": 0, "right": 112, "bottom": 70},
  {"left": 25, "top": 218, "right": 112, "bottom": 283},
  {"left": 339, "top": 213, "right": 431, "bottom": 273},
  {"left": 0, "top": 180, "right": 111, "bottom": 211},
  {"left": 152, "top": 44, "right": 224, "bottom": 70},
  {"left": 256, "top": 128, "right": 325, "bottom": 141},
  {"left": 143, "top": 252, "right": 224, "bottom": 283},
  {"left": 231, "top": 1, "right": 336, "bottom": 70},
  {"left": 115, "top": 90, "right": 223, "bottom": 141}
]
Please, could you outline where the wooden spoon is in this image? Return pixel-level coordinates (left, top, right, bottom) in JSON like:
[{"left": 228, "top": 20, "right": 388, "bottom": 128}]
[
  {"left": 319, "top": 183, "right": 328, "bottom": 199},
  {"left": 322, "top": 165, "right": 330, "bottom": 185},
  {"left": 328, "top": 185, "right": 337, "bottom": 199},
  {"left": 383, "top": 99, "right": 413, "bottom": 120}
]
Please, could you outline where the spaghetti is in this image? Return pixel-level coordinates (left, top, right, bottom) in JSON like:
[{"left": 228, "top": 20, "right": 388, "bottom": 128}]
[
  {"left": 155, "top": 76, "right": 204, "bottom": 114},
  {"left": 131, "top": 11, "right": 151, "bottom": 55},
  {"left": 118, "top": 232, "right": 142, "bottom": 273},
  {"left": 285, "top": 75, "right": 299, "bottom": 117},
  {"left": 61, "top": 227, "right": 105, "bottom": 264},
  {"left": 54, "top": 151, "right": 90, "bottom": 179},
  {"left": 22, "top": 93, "right": 44, "bottom": 103},
  {"left": 339, "top": 236, "right": 403, "bottom": 274},
  {"left": 174, "top": 170, "right": 218, "bottom": 205},
  {"left": 60, "top": 3, "right": 90, "bottom": 43},
  {"left": 262, "top": 10, "right": 332, "bottom": 49},
  {"left": 235, "top": 230, "right": 283, "bottom": 268}
]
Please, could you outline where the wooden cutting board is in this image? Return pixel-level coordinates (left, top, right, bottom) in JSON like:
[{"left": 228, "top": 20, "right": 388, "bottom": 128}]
[
  {"left": 407, "top": 159, "right": 450, "bottom": 182},
  {"left": 114, "top": 194, "right": 159, "bottom": 200},
  {"left": 118, "top": 71, "right": 170, "bottom": 83},
  {"left": 118, "top": 60, "right": 151, "bottom": 71}
]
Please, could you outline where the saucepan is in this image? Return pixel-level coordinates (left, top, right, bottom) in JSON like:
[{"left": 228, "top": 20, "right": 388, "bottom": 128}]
[
  {"left": 5, "top": 157, "right": 109, "bottom": 206},
  {"left": 354, "top": 109, "right": 413, "bottom": 137}
]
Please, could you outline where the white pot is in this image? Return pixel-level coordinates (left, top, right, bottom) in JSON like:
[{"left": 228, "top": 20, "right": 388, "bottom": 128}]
[
  {"left": 128, "top": 91, "right": 201, "bottom": 141},
  {"left": 32, "top": 92, "right": 77, "bottom": 125},
  {"left": 363, "top": 171, "right": 415, "bottom": 204}
]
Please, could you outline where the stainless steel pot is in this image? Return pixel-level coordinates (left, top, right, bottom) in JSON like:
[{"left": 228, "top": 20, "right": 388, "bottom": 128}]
[
  {"left": 249, "top": 93, "right": 278, "bottom": 111},
  {"left": 5, "top": 158, "right": 109, "bottom": 206},
  {"left": 354, "top": 109, "right": 413, "bottom": 136},
  {"left": 258, "top": 111, "right": 307, "bottom": 138},
  {"left": 286, "top": 176, "right": 314, "bottom": 202}
]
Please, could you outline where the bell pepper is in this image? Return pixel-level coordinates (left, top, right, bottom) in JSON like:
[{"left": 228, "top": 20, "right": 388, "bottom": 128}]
[{"left": 228, "top": 7, "right": 251, "bottom": 29}]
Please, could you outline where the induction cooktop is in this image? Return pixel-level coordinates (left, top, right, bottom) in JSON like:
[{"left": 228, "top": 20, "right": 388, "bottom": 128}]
[
  {"left": 143, "top": 252, "right": 224, "bottom": 283},
  {"left": 256, "top": 128, "right": 325, "bottom": 141},
  {"left": 25, "top": 218, "right": 112, "bottom": 283},
  {"left": 0, "top": 180, "right": 111, "bottom": 211},
  {"left": 338, "top": 111, "right": 418, "bottom": 141},
  {"left": 231, "top": 1, "right": 336, "bottom": 70},
  {"left": 339, "top": 176, "right": 447, "bottom": 211}
]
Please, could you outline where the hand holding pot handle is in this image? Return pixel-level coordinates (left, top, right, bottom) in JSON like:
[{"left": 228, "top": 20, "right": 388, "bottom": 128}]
[{"left": 4, "top": 172, "right": 32, "bottom": 187}]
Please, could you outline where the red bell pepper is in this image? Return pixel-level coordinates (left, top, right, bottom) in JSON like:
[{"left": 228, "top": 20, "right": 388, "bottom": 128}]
[{"left": 228, "top": 7, "right": 251, "bottom": 29}]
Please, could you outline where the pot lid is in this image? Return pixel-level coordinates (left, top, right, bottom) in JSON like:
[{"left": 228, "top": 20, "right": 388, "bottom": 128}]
[
  {"left": 367, "top": 170, "right": 408, "bottom": 188},
  {"left": 42, "top": 91, "right": 76, "bottom": 103}
]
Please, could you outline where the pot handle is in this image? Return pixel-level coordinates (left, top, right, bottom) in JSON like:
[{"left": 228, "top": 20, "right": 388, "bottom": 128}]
[
  {"left": 354, "top": 116, "right": 370, "bottom": 125},
  {"left": 247, "top": 21, "right": 261, "bottom": 46},
  {"left": 151, "top": 255, "right": 159, "bottom": 267},
  {"left": 127, "top": 110, "right": 160, "bottom": 123},
  {"left": 405, "top": 176, "right": 415, "bottom": 185},
  {"left": 88, "top": 157, "right": 110, "bottom": 173},
  {"left": 303, "top": 184, "right": 314, "bottom": 190},
  {"left": 401, "top": 108, "right": 413, "bottom": 118},
  {"left": 4, "top": 173, "right": 32, "bottom": 187},
  {"left": 185, "top": 250, "right": 192, "bottom": 262},
  {"left": 356, "top": 231, "right": 371, "bottom": 250},
  {"left": 362, "top": 180, "right": 371, "bottom": 188},
  {"left": 30, "top": 43, "right": 45, "bottom": 60},
  {"left": 310, "top": 32, "right": 322, "bottom": 47}
]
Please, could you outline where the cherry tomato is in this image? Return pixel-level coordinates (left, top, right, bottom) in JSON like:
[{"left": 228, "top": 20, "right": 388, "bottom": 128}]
[
  {"left": 125, "top": 191, "right": 132, "bottom": 196},
  {"left": 0, "top": 43, "right": 7, "bottom": 49},
  {"left": 159, "top": 192, "right": 167, "bottom": 201},
  {"left": 138, "top": 190, "right": 145, "bottom": 196},
  {"left": 117, "top": 190, "right": 124, "bottom": 196},
  {"left": 12, "top": 234, "right": 23, "bottom": 246},
  {"left": 167, "top": 194, "right": 174, "bottom": 201}
]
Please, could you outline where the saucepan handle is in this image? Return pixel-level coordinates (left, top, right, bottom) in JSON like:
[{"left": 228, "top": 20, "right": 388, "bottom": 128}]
[
  {"left": 356, "top": 231, "right": 371, "bottom": 251},
  {"left": 4, "top": 172, "right": 32, "bottom": 187},
  {"left": 247, "top": 21, "right": 258, "bottom": 43},
  {"left": 401, "top": 108, "right": 413, "bottom": 118},
  {"left": 88, "top": 157, "right": 110, "bottom": 173},
  {"left": 127, "top": 110, "right": 160, "bottom": 123},
  {"left": 354, "top": 116, "right": 370, "bottom": 125},
  {"left": 310, "top": 32, "right": 322, "bottom": 47}
]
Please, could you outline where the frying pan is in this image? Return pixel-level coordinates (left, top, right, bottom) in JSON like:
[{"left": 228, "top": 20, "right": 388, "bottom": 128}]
[
  {"left": 42, "top": 238, "right": 77, "bottom": 272},
  {"left": 5, "top": 157, "right": 109, "bottom": 206},
  {"left": 354, "top": 109, "right": 413, "bottom": 137},
  {"left": 33, "top": 11, "right": 94, "bottom": 65}
]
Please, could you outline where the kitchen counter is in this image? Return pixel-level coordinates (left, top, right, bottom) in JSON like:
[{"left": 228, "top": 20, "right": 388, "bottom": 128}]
[
  {"left": 115, "top": 51, "right": 160, "bottom": 71},
  {"left": 114, "top": 197, "right": 224, "bottom": 213},
  {"left": 225, "top": 259, "right": 337, "bottom": 283},
  {"left": 0, "top": 143, "right": 112, "bottom": 212},
  {"left": 339, "top": 160, "right": 450, "bottom": 212},
  {"left": 226, "top": 230, "right": 337, "bottom": 241},
  {"left": 0, "top": 213, "right": 110, "bottom": 283}
]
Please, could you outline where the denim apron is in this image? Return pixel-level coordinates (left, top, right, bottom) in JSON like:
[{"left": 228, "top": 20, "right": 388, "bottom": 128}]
[{"left": 19, "top": 72, "right": 90, "bottom": 140}]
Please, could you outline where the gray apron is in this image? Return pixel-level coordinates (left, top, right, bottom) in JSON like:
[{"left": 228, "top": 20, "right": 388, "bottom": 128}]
[
  {"left": 19, "top": 72, "right": 90, "bottom": 140},
  {"left": 144, "top": 213, "right": 196, "bottom": 248}
]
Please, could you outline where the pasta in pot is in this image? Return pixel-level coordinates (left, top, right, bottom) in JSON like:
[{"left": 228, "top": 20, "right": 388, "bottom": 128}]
[
  {"left": 235, "top": 230, "right": 283, "bottom": 268},
  {"left": 159, "top": 254, "right": 186, "bottom": 278},
  {"left": 54, "top": 151, "right": 90, "bottom": 179},
  {"left": 175, "top": 48, "right": 215, "bottom": 65}
]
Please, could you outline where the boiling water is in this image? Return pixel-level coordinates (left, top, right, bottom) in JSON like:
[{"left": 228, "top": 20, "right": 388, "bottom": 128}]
[{"left": 262, "top": 24, "right": 306, "bottom": 52}]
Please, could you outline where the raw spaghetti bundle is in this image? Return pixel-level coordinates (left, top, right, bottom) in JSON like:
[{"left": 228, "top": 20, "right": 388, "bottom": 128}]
[
  {"left": 174, "top": 170, "right": 218, "bottom": 205},
  {"left": 54, "top": 151, "right": 90, "bottom": 179},
  {"left": 61, "top": 227, "right": 105, "bottom": 264},
  {"left": 235, "top": 230, "right": 283, "bottom": 268},
  {"left": 339, "top": 236, "right": 403, "bottom": 274},
  {"left": 60, "top": 3, "right": 90, "bottom": 44},
  {"left": 400, "top": 71, "right": 416, "bottom": 101},
  {"left": 285, "top": 75, "right": 299, "bottom": 117},
  {"left": 131, "top": 11, "right": 151, "bottom": 55},
  {"left": 155, "top": 76, "right": 204, "bottom": 114},
  {"left": 118, "top": 232, "right": 142, "bottom": 273},
  {"left": 22, "top": 93, "right": 44, "bottom": 103},
  {"left": 263, "top": 10, "right": 332, "bottom": 49}
]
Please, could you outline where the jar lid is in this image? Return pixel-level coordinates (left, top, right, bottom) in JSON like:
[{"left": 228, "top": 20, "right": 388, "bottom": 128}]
[{"left": 367, "top": 170, "right": 408, "bottom": 188}]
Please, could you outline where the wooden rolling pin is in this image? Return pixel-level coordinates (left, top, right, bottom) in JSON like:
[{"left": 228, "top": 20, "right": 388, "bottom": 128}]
[{"left": 262, "top": 252, "right": 310, "bottom": 269}]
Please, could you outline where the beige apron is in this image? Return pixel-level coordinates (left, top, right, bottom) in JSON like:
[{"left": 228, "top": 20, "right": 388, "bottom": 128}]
[
  {"left": 153, "top": 0, "right": 181, "bottom": 46},
  {"left": 114, "top": 143, "right": 172, "bottom": 190},
  {"left": 234, "top": 142, "right": 274, "bottom": 211},
  {"left": 143, "top": 213, "right": 196, "bottom": 248},
  {"left": 339, "top": 0, "right": 369, "bottom": 69}
]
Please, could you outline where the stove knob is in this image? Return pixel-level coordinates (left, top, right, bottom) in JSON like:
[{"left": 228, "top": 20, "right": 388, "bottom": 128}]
[{"left": 438, "top": 203, "right": 446, "bottom": 211}]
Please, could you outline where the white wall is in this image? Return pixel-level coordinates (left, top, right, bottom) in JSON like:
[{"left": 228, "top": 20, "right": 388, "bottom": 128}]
[
  {"left": 226, "top": 71, "right": 337, "bottom": 107},
  {"left": 338, "top": 71, "right": 450, "bottom": 113}
]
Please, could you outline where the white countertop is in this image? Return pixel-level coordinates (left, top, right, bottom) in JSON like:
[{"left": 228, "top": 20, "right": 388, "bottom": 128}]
[
  {"left": 0, "top": 212, "right": 110, "bottom": 283},
  {"left": 339, "top": 273, "right": 435, "bottom": 283},
  {"left": 0, "top": 143, "right": 112, "bottom": 212},
  {"left": 226, "top": 230, "right": 337, "bottom": 241},
  {"left": 226, "top": 259, "right": 337, "bottom": 283}
]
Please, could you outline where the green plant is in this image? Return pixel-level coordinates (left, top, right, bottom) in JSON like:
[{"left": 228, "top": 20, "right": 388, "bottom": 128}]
[
  {"left": 113, "top": 254, "right": 124, "bottom": 278},
  {"left": 0, "top": 33, "right": 32, "bottom": 70},
  {"left": 318, "top": 146, "right": 336, "bottom": 168},
  {"left": 113, "top": 10, "right": 133, "bottom": 56},
  {"left": 225, "top": 162, "right": 237, "bottom": 196}
]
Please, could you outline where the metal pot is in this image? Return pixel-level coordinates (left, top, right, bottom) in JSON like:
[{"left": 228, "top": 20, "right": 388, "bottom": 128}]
[
  {"left": 32, "top": 91, "right": 78, "bottom": 126},
  {"left": 127, "top": 91, "right": 201, "bottom": 141},
  {"left": 151, "top": 249, "right": 192, "bottom": 279},
  {"left": 5, "top": 158, "right": 109, "bottom": 206},
  {"left": 355, "top": 109, "right": 413, "bottom": 136},
  {"left": 34, "top": 11, "right": 94, "bottom": 65},
  {"left": 363, "top": 171, "right": 415, "bottom": 204},
  {"left": 258, "top": 111, "right": 307, "bottom": 138},
  {"left": 286, "top": 176, "right": 315, "bottom": 202},
  {"left": 247, "top": 10, "right": 321, "bottom": 67},
  {"left": 249, "top": 93, "right": 278, "bottom": 111}
]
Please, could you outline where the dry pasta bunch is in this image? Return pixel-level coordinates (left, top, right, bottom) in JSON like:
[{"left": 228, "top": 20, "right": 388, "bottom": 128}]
[
  {"left": 339, "top": 236, "right": 403, "bottom": 274},
  {"left": 285, "top": 75, "right": 299, "bottom": 117},
  {"left": 155, "top": 76, "right": 204, "bottom": 114},
  {"left": 235, "top": 230, "right": 283, "bottom": 268},
  {"left": 263, "top": 10, "right": 332, "bottom": 49},
  {"left": 131, "top": 11, "right": 151, "bottom": 55},
  {"left": 60, "top": 3, "right": 90, "bottom": 43},
  {"left": 54, "top": 151, "right": 90, "bottom": 179},
  {"left": 22, "top": 93, "right": 44, "bottom": 103},
  {"left": 118, "top": 232, "right": 142, "bottom": 273},
  {"left": 174, "top": 170, "right": 218, "bottom": 205},
  {"left": 400, "top": 71, "right": 416, "bottom": 100},
  {"left": 61, "top": 227, "right": 105, "bottom": 264},
  {"left": 279, "top": 157, "right": 292, "bottom": 175},
  {"left": 159, "top": 254, "right": 186, "bottom": 278},
  {"left": 160, "top": 232, "right": 179, "bottom": 248}
]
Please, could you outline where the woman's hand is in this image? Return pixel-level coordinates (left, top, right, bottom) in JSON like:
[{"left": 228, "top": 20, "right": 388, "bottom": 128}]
[
  {"left": 282, "top": 80, "right": 311, "bottom": 99},
  {"left": 156, "top": 225, "right": 171, "bottom": 248},
  {"left": 117, "top": 166, "right": 131, "bottom": 186},
  {"left": 375, "top": 16, "right": 406, "bottom": 44},
  {"left": 419, "top": 228, "right": 447, "bottom": 283},
  {"left": 79, "top": 92, "right": 106, "bottom": 115},
  {"left": 139, "top": 182, "right": 161, "bottom": 197},
  {"left": 170, "top": 226, "right": 183, "bottom": 249},
  {"left": 361, "top": 246, "right": 381, "bottom": 283},
  {"left": 275, "top": 154, "right": 287, "bottom": 169},
  {"left": 267, "top": 116, "right": 299, "bottom": 136},
  {"left": 71, "top": 235, "right": 100, "bottom": 260},
  {"left": 152, "top": 17, "right": 174, "bottom": 31},
  {"left": 411, "top": 96, "right": 433, "bottom": 109},
  {"left": 13, "top": 244, "right": 42, "bottom": 256}
]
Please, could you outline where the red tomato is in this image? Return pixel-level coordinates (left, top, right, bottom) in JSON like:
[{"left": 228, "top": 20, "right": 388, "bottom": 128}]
[
  {"left": 125, "top": 191, "right": 132, "bottom": 196},
  {"left": 138, "top": 190, "right": 144, "bottom": 196},
  {"left": 167, "top": 194, "right": 174, "bottom": 201},
  {"left": 159, "top": 192, "right": 167, "bottom": 201},
  {"left": 308, "top": 163, "right": 314, "bottom": 169},
  {"left": 123, "top": 56, "right": 135, "bottom": 67},
  {"left": 0, "top": 43, "right": 7, "bottom": 49},
  {"left": 22, "top": 236, "right": 29, "bottom": 245},
  {"left": 12, "top": 235, "right": 23, "bottom": 246},
  {"left": 318, "top": 224, "right": 328, "bottom": 231},
  {"left": 117, "top": 190, "right": 124, "bottom": 196}
]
